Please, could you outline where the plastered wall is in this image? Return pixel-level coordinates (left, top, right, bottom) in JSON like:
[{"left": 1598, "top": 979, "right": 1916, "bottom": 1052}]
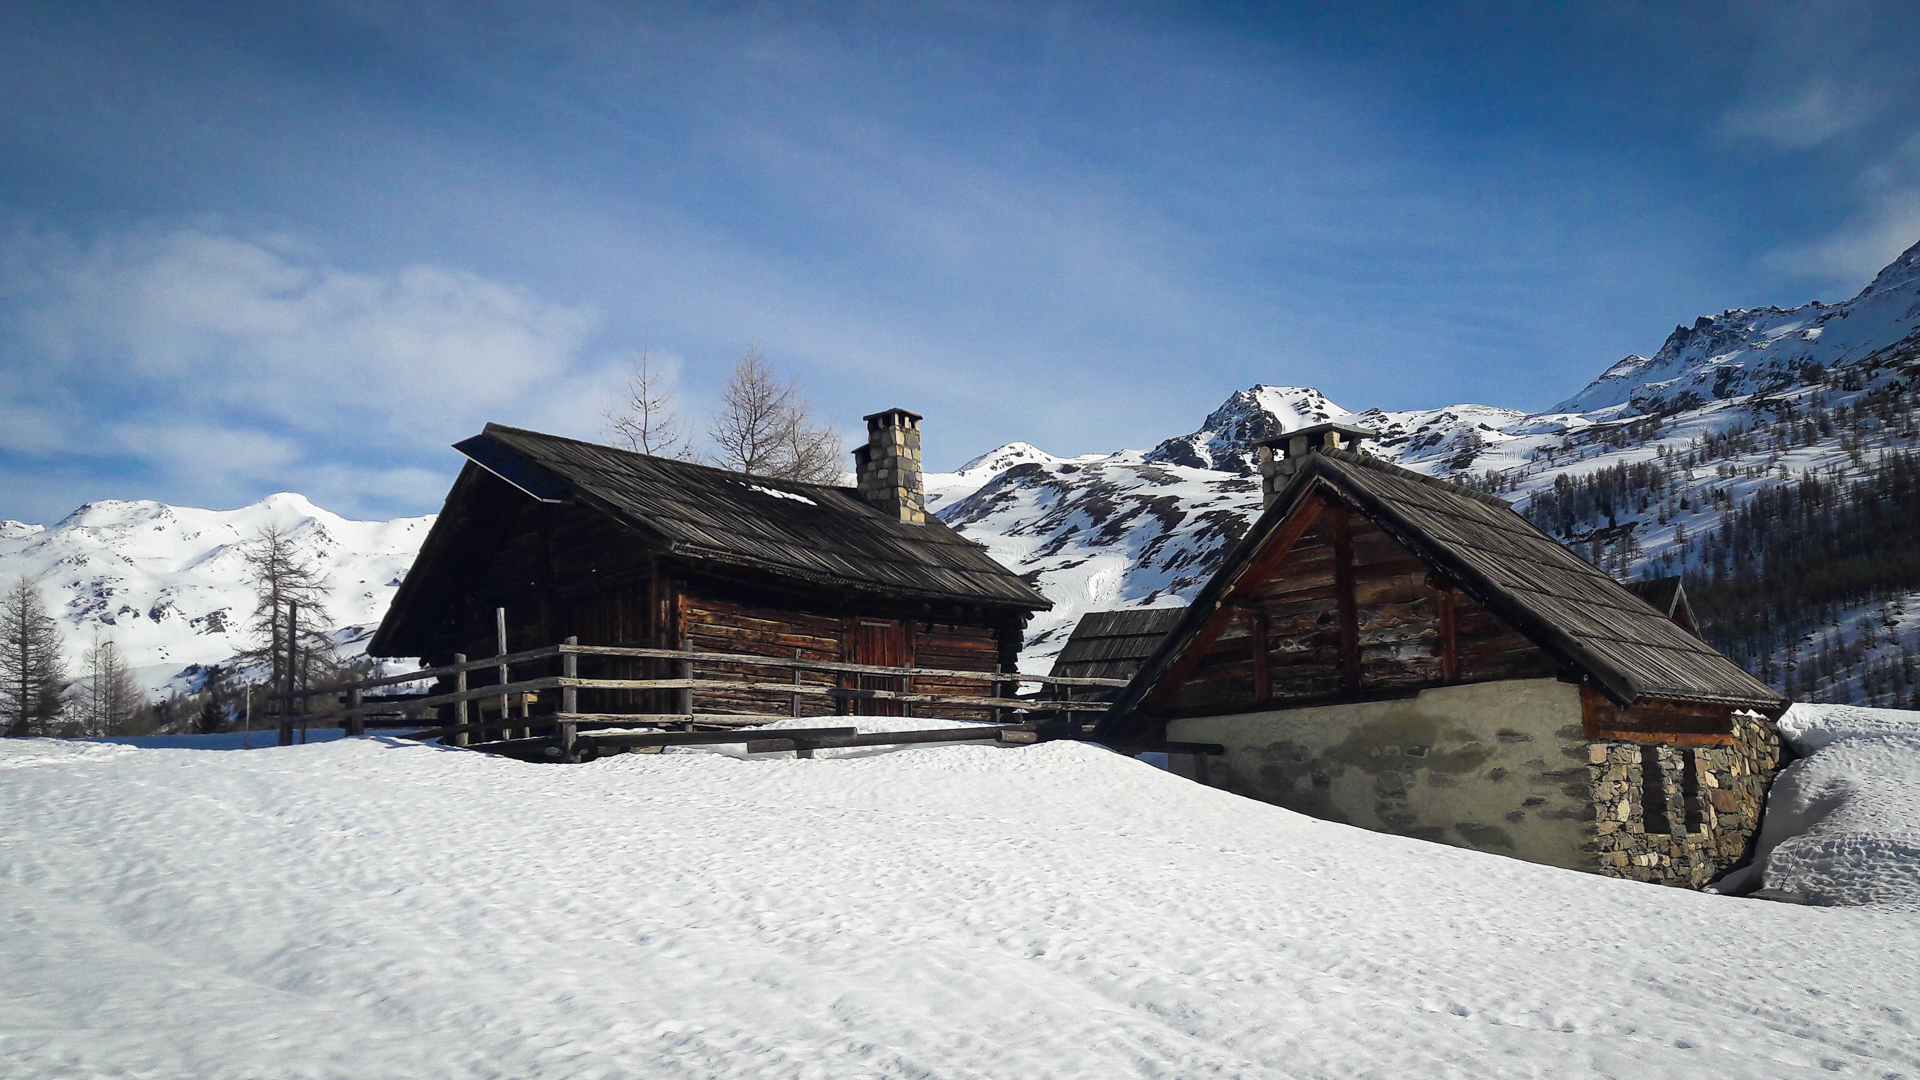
[{"left": 1166, "top": 678, "right": 1597, "bottom": 870}]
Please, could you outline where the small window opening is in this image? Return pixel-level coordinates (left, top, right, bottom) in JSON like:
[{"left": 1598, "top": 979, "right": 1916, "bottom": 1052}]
[
  {"left": 1681, "top": 750, "right": 1705, "bottom": 833},
  {"left": 1640, "top": 746, "right": 1670, "bottom": 834}
]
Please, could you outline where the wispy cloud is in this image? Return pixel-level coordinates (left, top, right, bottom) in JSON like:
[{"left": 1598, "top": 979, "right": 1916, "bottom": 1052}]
[
  {"left": 0, "top": 222, "right": 614, "bottom": 519},
  {"left": 1718, "top": 81, "right": 1875, "bottom": 150}
]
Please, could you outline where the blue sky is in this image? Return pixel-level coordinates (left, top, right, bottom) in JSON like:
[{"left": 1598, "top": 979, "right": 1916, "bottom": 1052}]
[{"left": 3, "top": 1, "right": 1918, "bottom": 523}]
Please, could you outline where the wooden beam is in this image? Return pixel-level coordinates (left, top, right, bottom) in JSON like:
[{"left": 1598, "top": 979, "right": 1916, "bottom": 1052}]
[
  {"left": 1250, "top": 609, "right": 1270, "bottom": 703},
  {"left": 1592, "top": 730, "right": 1735, "bottom": 747},
  {"left": 1434, "top": 579, "right": 1459, "bottom": 684},
  {"left": 1146, "top": 494, "right": 1326, "bottom": 707},
  {"left": 586, "top": 726, "right": 859, "bottom": 750},
  {"left": 1329, "top": 498, "right": 1360, "bottom": 693},
  {"left": 744, "top": 723, "right": 1040, "bottom": 754}
]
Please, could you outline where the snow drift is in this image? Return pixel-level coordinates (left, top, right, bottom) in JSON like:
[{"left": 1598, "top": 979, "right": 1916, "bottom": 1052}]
[
  {"left": 4, "top": 728, "right": 1920, "bottom": 1078},
  {"left": 1729, "top": 703, "right": 1920, "bottom": 908}
]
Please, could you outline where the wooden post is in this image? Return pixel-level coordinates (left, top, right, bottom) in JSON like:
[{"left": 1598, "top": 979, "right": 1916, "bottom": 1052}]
[
  {"left": 560, "top": 636, "right": 578, "bottom": 763},
  {"left": 899, "top": 672, "right": 912, "bottom": 719},
  {"left": 1329, "top": 499, "right": 1361, "bottom": 693},
  {"left": 678, "top": 640, "right": 694, "bottom": 723},
  {"left": 495, "top": 607, "right": 509, "bottom": 743},
  {"left": 347, "top": 687, "right": 364, "bottom": 737},
  {"left": 451, "top": 653, "right": 469, "bottom": 748},
  {"left": 279, "top": 601, "right": 297, "bottom": 746},
  {"left": 1435, "top": 580, "right": 1460, "bottom": 684},
  {"left": 791, "top": 648, "right": 802, "bottom": 718},
  {"left": 1251, "top": 609, "right": 1271, "bottom": 703}
]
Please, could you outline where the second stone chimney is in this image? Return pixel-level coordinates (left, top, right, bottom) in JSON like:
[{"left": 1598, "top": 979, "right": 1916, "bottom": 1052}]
[
  {"left": 1255, "top": 421, "right": 1377, "bottom": 509},
  {"left": 853, "top": 407, "right": 926, "bottom": 524}
]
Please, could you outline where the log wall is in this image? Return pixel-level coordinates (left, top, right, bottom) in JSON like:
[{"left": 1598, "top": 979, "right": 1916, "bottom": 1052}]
[{"left": 1155, "top": 496, "right": 1557, "bottom": 717}]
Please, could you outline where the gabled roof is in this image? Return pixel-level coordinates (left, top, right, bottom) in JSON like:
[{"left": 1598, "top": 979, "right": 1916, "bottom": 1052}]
[
  {"left": 1623, "top": 576, "right": 1697, "bottom": 633},
  {"left": 1099, "top": 450, "right": 1783, "bottom": 738},
  {"left": 371, "top": 425, "right": 1048, "bottom": 655},
  {"left": 1049, "top": 608, "right": 1186, "bottom": 684}
]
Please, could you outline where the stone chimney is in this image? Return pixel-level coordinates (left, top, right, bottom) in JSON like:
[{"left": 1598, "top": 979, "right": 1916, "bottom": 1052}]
[
  {"left": 853, "top": 408, "right": 926, "bottom": 524},
  {"left": 1255, "top": 422, "right": 1377, "bottom": 509}
]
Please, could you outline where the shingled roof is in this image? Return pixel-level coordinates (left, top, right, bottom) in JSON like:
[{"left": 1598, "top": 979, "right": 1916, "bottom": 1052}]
[
  {"left": 1048, "top": 608, "right": 1186, "bottom": 687},
  {"left": 405, "top": 423, "right": 1049, "bottom": 612},
  {"left": 1100, "top": 449, "right": 1783, "bottom": 734},
  {"left": 1623, "top": 575, "right": 1698, "bottom": 634}
]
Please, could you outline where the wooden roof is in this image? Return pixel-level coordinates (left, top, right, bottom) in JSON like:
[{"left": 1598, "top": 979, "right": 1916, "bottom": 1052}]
[
  {"left": 1099, "top": 449, "right": 1783, "bottom": 737},
  {"left": 1049, "top": 608, "right": 1186, "bottom": 684},
  {"left": 1623, "top": 576, "right": 1697, "bottom": 632},
  {"left": 370, "top": 425, "right": 1048, "bottom": 655}
]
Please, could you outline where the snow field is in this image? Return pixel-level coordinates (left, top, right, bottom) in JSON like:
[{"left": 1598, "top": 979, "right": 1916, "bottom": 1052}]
[
  {"left": 5, "top": 720, "right": 1920, "bottom": 1078},
  {"left": 1733, "top": 704, "right": 1920, "bottom": 908}
]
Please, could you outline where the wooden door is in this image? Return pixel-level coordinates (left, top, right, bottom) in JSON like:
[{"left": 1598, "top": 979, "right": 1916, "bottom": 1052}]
[{"left": 849, "top": 618, "right": 910, "bottom": 716}]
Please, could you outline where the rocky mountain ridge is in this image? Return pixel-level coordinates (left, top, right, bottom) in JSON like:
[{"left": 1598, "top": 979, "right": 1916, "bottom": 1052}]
[{"left": 5, "top": 239, "right": 1918, "bottom": 694}]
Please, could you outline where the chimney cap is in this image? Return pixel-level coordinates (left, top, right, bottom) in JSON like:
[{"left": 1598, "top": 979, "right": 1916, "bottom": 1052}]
[
  {"left": 863, "top": 407, "right": 924, "bottom": 428},
  {"left": 1256, "top": 421, "right": 1378, "bottom": 449}
]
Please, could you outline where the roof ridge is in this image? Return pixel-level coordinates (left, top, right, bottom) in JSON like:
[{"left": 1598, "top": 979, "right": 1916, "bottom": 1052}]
[
  {"left": 481, "top": 422, "right": 855, "bottom": 495},
  {"left": 1316, "top": 447, "right": 1513, "bottom": 508}
]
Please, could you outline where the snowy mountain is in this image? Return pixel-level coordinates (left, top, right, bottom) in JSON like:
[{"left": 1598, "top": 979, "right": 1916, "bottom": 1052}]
[
  {"left": 935, "top": 239, "right": 1920, "bottom": 683},
  {"left": 1552, "top": 242, "right": 1920, "bottom": 417},
  {"left": 7, "top": 238, "right": 1919, "bottom": 697},
  {"left": 0, "top": 494, "right": 431, "bottom": 694}
]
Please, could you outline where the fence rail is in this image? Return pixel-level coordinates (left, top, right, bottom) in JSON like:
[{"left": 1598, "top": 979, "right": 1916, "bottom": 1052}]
[{"left": 271, "top": 637, "right": 1127, "bottom": 755}]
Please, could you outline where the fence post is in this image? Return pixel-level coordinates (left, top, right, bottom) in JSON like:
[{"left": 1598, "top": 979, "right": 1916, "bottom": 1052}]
[
  {"left": 495, "top": 607, "right": 509, "bottom": 744},
  {"left": 678, "top": 641, "right": 694, "bottom": 728},
  {"left": 560, "top": 636, "right": 579, "bottom": 763},
  {"left": 451, "top": 653, "right": 469, "bottom": 748},
  {"left": 347, "top": 687, "right": 364, "bottom": 737}
]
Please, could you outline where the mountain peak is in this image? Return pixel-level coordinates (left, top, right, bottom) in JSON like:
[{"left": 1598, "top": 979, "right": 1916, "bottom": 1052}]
[
  {"left": 1861, "top": 237, "right": 1920, "bottom": 298},
  {"left": 1144, "top": 385, "right": 1357, "bottom": 473}
]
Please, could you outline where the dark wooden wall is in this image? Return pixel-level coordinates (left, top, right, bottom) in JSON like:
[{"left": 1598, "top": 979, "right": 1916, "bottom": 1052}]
[
  {"left": 1151, "top": 494, "right": 1557, "bottom": 718},
  {"left": 681, "top": 596, "right": 1006, "bottom": 721},
  {"left": 414, "top": 487, "right": 1020, "bottom": 720}
]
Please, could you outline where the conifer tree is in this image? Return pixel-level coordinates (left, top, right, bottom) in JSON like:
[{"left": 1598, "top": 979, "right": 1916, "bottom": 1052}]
[{"left": 0, "top": 576, "right": 66, "bottom": 737}]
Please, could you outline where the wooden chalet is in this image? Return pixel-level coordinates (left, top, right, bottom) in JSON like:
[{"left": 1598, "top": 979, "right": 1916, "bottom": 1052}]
[
  {"left": 369, "top": 410, "right": 1051, "bottom": 722},
  {"left": 1046, "top": 608, "right": 1185, "bottom": 703},
  {"left": 1096, "top": 423, "right": 1787, "bottom": 888}
]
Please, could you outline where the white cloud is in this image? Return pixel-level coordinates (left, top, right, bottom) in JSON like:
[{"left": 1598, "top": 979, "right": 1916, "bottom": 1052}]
[
  {"left": 1764, "top": 192, "right": 1920, "bottom": 290},
  {"left": 1718, "top": 81, "right": 1874, "bottom": 150},
  {"left": 0, "top": 223, "right": 616, "bottom": 515}
]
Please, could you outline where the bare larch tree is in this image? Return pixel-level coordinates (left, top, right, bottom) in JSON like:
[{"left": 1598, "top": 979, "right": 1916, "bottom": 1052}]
[
  {"left": 708, "top": 345, "right": 843, "bottom": 483},
  {"left": 240, "top": 525, "right": 339, "bottom": 712},
  {"left": 71, "top": 634, "right": 147, "bottom": 737},
  {"left": 602, "top": 349, "right": 694, "bottom": 459},
  {"left": 0, "top": 575, "right": 67, "bottom": 737}
]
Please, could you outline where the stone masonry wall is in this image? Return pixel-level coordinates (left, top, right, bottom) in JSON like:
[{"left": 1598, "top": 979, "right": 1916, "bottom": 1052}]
[{"left": 1588, "top": 712, "right": 1782, "bottom": 888}]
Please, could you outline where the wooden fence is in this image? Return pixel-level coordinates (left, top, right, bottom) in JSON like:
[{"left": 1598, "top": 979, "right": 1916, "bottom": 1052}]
[{"left": 273, "top": 638, "right": 1128, "bottom": 762}]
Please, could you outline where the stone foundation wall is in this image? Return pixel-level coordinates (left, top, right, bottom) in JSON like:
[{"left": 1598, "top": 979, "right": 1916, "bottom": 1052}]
[{"left": 1587, "top": 712, "right": 1781, "bottom": 888}]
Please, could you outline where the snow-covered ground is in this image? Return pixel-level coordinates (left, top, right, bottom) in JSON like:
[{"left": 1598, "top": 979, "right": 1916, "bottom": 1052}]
[
  {"left": 6, "top": 714, "right": 1920, "bottom": 1078},
  {"left": 1722, "top": 703, "right": 1920, "bottom": 908}
]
